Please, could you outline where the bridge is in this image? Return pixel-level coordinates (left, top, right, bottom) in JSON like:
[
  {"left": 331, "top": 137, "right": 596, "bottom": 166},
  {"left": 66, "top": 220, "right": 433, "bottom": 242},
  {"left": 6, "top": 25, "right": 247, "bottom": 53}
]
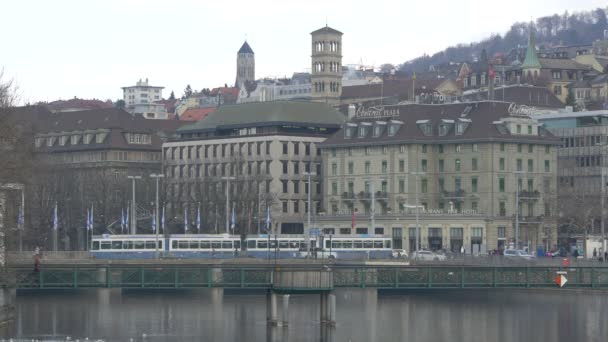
[{"left": 4, "top": 263, "right": 608, "bottom": 290}]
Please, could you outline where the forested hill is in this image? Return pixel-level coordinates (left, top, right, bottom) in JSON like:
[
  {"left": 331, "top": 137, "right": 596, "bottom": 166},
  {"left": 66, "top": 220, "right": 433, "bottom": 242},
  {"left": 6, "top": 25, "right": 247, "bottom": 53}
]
[{"left": 399, "top": 7, "right": 608, "bottom": 73}]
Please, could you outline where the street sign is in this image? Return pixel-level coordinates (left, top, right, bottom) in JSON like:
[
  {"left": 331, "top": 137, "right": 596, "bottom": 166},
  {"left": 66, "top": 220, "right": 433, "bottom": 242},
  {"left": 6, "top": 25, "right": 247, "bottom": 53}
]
[{"left": 555, "top": 272, "right": 568, "bottom": 288}]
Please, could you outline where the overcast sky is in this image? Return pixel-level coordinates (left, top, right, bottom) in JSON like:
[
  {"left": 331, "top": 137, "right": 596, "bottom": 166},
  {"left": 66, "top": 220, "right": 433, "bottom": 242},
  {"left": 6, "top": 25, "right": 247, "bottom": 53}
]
[{"left": 2, "top": 0, "right": 606, "bottom": 103}]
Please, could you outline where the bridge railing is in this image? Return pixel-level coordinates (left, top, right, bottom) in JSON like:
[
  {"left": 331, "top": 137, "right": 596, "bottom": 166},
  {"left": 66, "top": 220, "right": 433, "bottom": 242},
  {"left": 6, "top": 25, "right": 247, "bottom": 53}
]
[{"left": 4, "top": 264, "right": 608, "bottom": 290}]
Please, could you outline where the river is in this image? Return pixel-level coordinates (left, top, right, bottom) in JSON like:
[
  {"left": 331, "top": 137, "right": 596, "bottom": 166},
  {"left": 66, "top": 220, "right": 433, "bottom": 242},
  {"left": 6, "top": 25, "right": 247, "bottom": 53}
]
[{"left": 6, "top": 288, "right": 608, "bottom": 341}]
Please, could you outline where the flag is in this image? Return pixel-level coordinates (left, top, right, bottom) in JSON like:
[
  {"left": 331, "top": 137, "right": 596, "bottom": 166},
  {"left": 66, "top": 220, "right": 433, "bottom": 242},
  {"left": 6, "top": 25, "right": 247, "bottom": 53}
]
[
  {"left": 125, "top": 207, "right": 129, "bottom": 232},
  {"left": 90, "top": 204, "right": 94, "bottom": 231},
  {"left": 265, "top": 206, "right": 271, "bottom": 233},
  {"left": 230, "top": 206, "right": 236, "bottom": 231},
  {"left": 196, "top": 204, "right": 201, "bottom": 232},
  {"left": 412, "top": 72, "right": 416, "bottom": 81},
  {"left": 489, "top": 64, "right": 495, "bottom": 79},
  {"left": 184, "top": 207, "right": 188, "bottom": 233},
  {"left": 86, "top": 208, "right": 90, "bottom": 231},
  {"left": 120, "top": 208, "right": 125, "bottom": 233},
  {"left": 17, "top": 205, "right": 23, "bottom": 228},
  {"left": 161, "top": 204, "right": 165, "bottom": 233},
  {"left": 151, "top": 208, "right": 156, "bottom": 233},
  {"left": 53, "top": 202, "right": 58, "bottom": 231},
  {"left": 351, "top": 209, "right": 356, "bottom": 231}
]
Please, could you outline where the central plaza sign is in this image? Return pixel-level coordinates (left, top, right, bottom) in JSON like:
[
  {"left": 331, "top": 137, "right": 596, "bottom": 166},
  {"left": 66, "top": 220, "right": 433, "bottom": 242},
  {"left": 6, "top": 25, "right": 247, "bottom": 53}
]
[{"left": 355, "top": 105, "right": 400, "bottom": 119}]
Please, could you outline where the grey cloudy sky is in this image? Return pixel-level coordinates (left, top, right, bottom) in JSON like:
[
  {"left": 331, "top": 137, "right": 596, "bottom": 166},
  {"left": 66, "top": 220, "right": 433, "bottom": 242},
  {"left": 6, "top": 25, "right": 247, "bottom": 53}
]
[{"left": 2, "top": 0, "right": 606, "bottom": 103}]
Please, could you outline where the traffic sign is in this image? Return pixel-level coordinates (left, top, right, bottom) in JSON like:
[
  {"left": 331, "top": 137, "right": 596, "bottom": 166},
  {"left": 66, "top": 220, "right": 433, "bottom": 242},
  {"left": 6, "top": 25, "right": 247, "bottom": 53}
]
[{"left": 555, "top": 272, "right": 568, "bottom": 287}]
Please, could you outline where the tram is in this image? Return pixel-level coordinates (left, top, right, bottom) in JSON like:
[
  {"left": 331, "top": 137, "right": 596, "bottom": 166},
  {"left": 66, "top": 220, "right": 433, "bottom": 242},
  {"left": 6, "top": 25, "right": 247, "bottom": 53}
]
[{"left": 90, "top": 234, "right": 393, "bottom": 260}]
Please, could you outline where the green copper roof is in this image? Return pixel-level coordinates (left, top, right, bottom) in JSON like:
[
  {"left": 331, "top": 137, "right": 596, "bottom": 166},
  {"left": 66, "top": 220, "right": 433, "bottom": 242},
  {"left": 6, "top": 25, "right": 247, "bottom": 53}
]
[
  {"left": 178, "top": 101, "right": 345, "bottom": 132},
  {"left": 522, "top": 28, "right": 541, "bottom": 69}
]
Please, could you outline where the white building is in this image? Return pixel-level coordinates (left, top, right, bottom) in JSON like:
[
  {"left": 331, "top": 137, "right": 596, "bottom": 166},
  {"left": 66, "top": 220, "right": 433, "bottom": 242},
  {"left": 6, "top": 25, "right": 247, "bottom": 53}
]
[{"left": 122, "top": 78, "right": 168, "bottom": 119}]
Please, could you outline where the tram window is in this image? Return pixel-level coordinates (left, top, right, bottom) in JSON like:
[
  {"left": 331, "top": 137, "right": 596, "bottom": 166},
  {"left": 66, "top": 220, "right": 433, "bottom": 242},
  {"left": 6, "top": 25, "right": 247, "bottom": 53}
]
[
  {"left": 354, "top": 241, "right": 363, "bottom": 249},
  {"left": 211, "top": 241, "right": 221, "bottom": 249},
  {"left": 123, "top": 241, "right": 132, "bottom": 249},
  {"left": 332, "top": 241, "right": 341, "bottom": 249},
  {"left": 222, "top": 241, "right": 232, "bottom": 249},
  {"left": 111, "top": 241, "right": 122, "bottom": 249},
  {"left": 201, "top": 241, "right": 210, "bottom": 249},
  {"left": 234, "top": 241, "right": 241, "bottom": 249},
  {"left": 373, "top": 241, "right": 383, "bottom": 249},
  {"left": 247, "top": 240, "right": 257, "bottom": 249},
  {"left": 189, "top": 241, "right": 200, "bottom": 249},
  {"left": 100, "top": 242, "right": 112, "bottom": 250},
  {"left": 384, "top": 241, "right": 392, "bottom": 249},
  {"left": 342, "top": 241, "right": 353, "bottom": 248},
  {"left": 269, "top": 240, "right": 277, "bottom": 249},
  {"left": 310, "top": 241, "right": 316, "bottom": 248},
  {"left": 279, "top": 241, "right": 289, "bottom": 249},
  {"left": 158, "top": 241, "right": 163, "bottom": 249},
  {"left": 258, "top": 241, "right": 268, "bottom": 249},
  {"left": 92, "top": 241, "right": 100, "bottom": 250},
  {"left": 289, "top": 241, "right": 299, "bottom": 248},
  {"left": 171, "top": 241, "right": 178, "bottom": 249},
  {"left": 134, "top": 241, "right": 145, "bottom": 249},
  {"left": 363, "top": 240, "right": 373, "bottom": 248},
  {"left": 145, "top": 241, "right": 156, "bottom": 249},
  {"left": 178, "top": 241, "right": 189, "bottom": 249}
]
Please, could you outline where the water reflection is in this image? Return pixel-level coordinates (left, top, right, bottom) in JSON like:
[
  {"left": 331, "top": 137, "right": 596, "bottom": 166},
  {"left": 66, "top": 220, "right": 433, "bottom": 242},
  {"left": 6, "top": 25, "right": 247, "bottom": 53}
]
[{"left": 8, "top": 288, "right": 608, "bottom": 341}]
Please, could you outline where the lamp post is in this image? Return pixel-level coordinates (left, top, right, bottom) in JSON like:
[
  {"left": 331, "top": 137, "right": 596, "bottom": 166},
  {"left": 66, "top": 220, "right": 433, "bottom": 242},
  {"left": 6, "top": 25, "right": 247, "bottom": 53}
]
[
  {"left": 221, "top": 176, "right": 236, "bottom": 234},
  {"left": 127, "top": 175, "right": 142, "bottom": 234},
  {"left": 303, "top": 172, "right": 316, "bottom": 256},
  {"left": 597, "top": 142, "right": 607, "bottom": 254},
  {"left": 150, "top": 173, "right": 164, "bottom": 258},
  {"left": 410, "top": 172, "right": 425, "bottom": 253}
]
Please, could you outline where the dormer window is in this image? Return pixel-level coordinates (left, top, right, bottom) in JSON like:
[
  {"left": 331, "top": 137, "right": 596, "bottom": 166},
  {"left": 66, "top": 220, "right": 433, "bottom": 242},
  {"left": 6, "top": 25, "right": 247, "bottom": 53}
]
[
  {"left": 416, "top": 120, "right": 432, "bottom": 136},
  {"left": 70, "top": 135, "right": 80, "bottom": 145},
  {"left": 47, "top": 136, "right": 56, "bottom": 147},
  {"left": 358, "top": 126, "right": 366, "bottom": 137},
  {"left": 358, "top": 122, "right": 372, "bottom": 138},
  {"left": 372, "top": 121, "right": 386, "bottom": 138},
  {"left": 84, "top": 134, "right": 93, "bottom": 144},
  {"left": 59, "top": 136, "right": 68, "bottom": 146},
  {"left": 344, "top": 123, "right": 356, "bottom": 139},
  {"left": 438, "top": 119, "right": 454, "bottom": 136},
  {"left": 35, "top": 137, "right": 44, "bottom": 148},
  {"left": 456, "top": 118, "right": 471, "bottom": 135},
  {"left": 388, "top": 120, "right": 403, "bottom": 137},
  {"left": 96, "top": 132, "right": 108, "bottom": 144}
]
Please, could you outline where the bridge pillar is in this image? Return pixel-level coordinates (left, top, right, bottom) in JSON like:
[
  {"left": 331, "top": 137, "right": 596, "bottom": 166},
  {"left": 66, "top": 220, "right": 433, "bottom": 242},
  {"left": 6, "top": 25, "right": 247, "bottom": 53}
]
[
  {"left": 281, "top": 294, "right": 290, "bottom": 326},
  {"left": 319, "top": 292, "right": 328, "bottom": 323},
  {"left": 266, "top": 291, "right": 278, "bottom": 326},
  {"left": 328, "top": 293, "right": 336, "bottom": 326}
]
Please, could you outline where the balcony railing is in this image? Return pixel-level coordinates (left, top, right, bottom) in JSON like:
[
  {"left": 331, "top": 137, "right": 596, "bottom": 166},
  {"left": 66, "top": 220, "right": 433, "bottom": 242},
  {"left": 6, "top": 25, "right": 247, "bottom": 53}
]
[
  {"left": 341, "top": 192, "right": 356, "bottom": 200},
  {"left": 442, "top": 189, "right": 465, "bottom": 199},
  {"left": 519, "top": 190, "right": 540, "bottom": 199}
]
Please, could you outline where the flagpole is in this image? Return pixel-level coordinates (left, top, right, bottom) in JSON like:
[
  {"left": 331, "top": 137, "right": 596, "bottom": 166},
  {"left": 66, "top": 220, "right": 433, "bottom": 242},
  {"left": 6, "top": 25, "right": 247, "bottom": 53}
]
[
  {"left": 85, "top": 208, "right": 89, "bottom": 251},
  {"left": 53, "top": 202, "right": 58, "bottom": 251}
]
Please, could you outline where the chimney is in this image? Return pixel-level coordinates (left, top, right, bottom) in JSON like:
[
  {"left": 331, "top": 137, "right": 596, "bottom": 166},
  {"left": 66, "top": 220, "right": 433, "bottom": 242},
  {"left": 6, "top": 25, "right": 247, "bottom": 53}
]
[{"left": 348, "top": 104, "right": 356, "bottom": 120}]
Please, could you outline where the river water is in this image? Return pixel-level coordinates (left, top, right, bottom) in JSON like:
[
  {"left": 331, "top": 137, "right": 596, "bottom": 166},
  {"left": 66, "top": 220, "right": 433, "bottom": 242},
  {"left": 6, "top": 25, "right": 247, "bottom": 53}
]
[{"left": 6, "top": 288, "right": 608, "bottom": 342}]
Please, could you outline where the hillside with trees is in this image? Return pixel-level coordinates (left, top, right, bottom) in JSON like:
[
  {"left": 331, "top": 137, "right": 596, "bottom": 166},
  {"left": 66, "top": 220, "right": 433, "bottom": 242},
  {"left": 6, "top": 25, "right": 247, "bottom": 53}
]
[{"left": 399, "top": 7, "right": 608, "bottom": 73}]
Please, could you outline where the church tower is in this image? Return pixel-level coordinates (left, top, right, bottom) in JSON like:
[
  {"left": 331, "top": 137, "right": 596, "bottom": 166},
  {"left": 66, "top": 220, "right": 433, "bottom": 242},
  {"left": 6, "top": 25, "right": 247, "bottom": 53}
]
[
  {"left": 521, "top": 25, "right": 541, "bottom": 82},
  {"left": 236, "top": 41, "right": 255, "bottom": 89},
  {"left": 311, "top": 26, "right": 343, "bottom": 104}
]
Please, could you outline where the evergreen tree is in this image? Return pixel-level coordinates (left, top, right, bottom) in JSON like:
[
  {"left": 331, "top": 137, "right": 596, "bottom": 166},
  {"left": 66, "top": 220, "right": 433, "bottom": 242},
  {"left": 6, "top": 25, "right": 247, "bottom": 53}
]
[
  {"left": 565, "top": 88, "right": 576, "bottom": 108},
  {"left": 115, "top": 99, "right": 125, "bottom": 109},
  {"left": 169, "top": 91, "right": 175, "bottom": 100},
  {"left": 183, "top": 85, "right": 193, "bottom": 98}
]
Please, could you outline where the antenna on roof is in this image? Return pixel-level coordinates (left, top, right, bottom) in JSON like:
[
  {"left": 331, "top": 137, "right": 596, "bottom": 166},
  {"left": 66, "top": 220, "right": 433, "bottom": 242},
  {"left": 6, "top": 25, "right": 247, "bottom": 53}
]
[{"left": 326, "top": 17, "right": 328, "bottom": 27}]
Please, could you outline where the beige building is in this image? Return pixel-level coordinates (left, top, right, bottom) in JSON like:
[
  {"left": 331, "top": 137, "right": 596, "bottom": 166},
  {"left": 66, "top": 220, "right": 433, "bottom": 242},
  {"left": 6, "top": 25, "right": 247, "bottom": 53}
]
[
  {"left": 163, "top": 101, "right": 344, "bottom": 234},
  {"left": 318, "top": 101, "right": 560, "bottom": 254},
  {"left": 311, "top": 26, "right": 343, "bottom": 105}
]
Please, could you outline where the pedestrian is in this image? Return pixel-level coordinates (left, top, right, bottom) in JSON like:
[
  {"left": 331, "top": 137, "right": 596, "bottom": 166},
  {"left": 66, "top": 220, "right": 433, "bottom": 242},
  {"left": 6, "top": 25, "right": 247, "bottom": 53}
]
[
  {"left": 604, "top": 251, "right": 608, "bottom": 263},
  {"left": 593, "top": 248, "right": 597, "bottom": 258}
]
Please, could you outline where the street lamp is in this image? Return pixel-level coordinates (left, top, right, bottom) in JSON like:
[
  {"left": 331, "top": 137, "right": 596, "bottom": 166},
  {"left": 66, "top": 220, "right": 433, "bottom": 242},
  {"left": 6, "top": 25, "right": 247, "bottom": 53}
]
[
  {"left": 221, "top": 176, "right": 236, "bottom": 234},
  {"left": 514, "top": 170, "right": 526, "bottom": 249},
  {"left": 127, "top": 175, "right": 142, "bottom": 234},
  {"left": 150, "top": 173, "right": 164, "bottom": 258},
  {"left": 410, "top": 172, "right": 425, "bottom": 253},
  {"left": 303, "top": 172, "right": 317, "bottom": 256},
  {"left": 597, "top": 142, "right": 607, "bottom": 254}
]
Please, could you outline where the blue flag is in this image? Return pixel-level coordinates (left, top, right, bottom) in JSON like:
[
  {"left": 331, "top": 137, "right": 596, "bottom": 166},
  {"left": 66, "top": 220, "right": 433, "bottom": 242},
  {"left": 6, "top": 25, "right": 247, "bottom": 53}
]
[
  {"left": 121, "top": 208, "right": 125, "bottom": 233},
  {"left": 89, "top": 205, "right": 94, "bottom": 231},
  {"left": 230, "top": 206, "right": 236, "bottom": 232},
  {"left": 86, "top": 208, "right": 90, "bottom": 231},
  {"left": 17, "top": 205, "right": 23, "bottom": 228},
  {"left": 125, "top": 207, "right": 129, "bottom": 232},
  {"left": 161, "top": 205, "right": 165, "bottom": 233},
  {"left": 266, "top": 206, "right": 271, "bottom": 233},
  {"left": 152, "top": 208, "right": 156, "bottom": 233},
  {"left": 53, "top": 202, "right": 58, "bottom": 231},
  {"left": 184, "top": 207, "right": 188, "bottom": 233},
  {"left": 196, "top": 205, "right": 201, "bottom": 232}
]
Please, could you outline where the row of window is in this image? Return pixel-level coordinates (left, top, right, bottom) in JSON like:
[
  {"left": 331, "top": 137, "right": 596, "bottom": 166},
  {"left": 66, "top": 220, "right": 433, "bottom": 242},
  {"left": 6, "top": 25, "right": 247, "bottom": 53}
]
[
  {"left": 281, "top": 180, "right": 322, "bottom": 194},
  {"left": 329, "top": 143, "right": 550, "bottom": 157},
  {"left": 36, "top": 132, "right": 108, "bottom": 148},
  {"left": 313, "top": 41, "right": 340, "bottom": 53},
  {"left": 560, "top": 135, "right": 603, "bottom": 148},
  {"left": 281, "top": 161, "right": 322, "bottom": 175},
  {"left": 167, "top": 161, "right": 273, "bottom": 178},
  {"left": 281, "top": 200, "right": 322, "bottom": 215}
]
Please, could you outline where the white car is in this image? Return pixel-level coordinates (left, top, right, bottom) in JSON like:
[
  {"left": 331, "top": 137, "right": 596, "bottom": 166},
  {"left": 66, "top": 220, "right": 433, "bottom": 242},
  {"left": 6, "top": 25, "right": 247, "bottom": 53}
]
[
  {"left": 412, "top": 250, "right": 446, "bottom": 261},
  {"left": 503, "top": 249, "right": 534, "bottom": 260},
  {"left": 299, "top": 249, "right": 338, "bottom": 260}
]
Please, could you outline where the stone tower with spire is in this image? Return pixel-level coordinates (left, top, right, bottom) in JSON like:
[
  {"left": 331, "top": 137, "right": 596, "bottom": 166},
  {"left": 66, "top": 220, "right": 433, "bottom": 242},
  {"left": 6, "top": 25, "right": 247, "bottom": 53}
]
[
  {"left": 521, "top": 25, "right": 541, "bottom": 82},
  {"left": 236, "top": 41, "right": 255, "bottom": 89},
  {"left": 311, "top": 25, "right": 343, "bottom": 105}
]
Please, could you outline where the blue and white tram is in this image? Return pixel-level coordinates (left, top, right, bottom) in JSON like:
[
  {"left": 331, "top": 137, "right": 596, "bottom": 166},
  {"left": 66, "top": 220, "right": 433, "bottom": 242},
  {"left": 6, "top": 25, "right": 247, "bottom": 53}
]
[
  {"left": 244, "top": 235, "right": 316, "bottom": 259},
  {"left": 90, "top": 235, "right": 167, "bottom": 259},
  {"left": 321, "top": 235, "right": 392, "bottom": 259},
  {"left": 168, "top": 234, "right": 241, "bottom": 259}
]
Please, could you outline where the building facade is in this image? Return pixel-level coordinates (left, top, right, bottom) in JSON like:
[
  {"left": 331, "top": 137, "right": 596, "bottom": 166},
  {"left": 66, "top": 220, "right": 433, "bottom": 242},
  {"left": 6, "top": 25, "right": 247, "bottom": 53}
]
[
  {"left": 163, "top": 101, "right": 344, "bottom": 235},
  {"left": 311, "top": 26, "right": 343, "bottom": 105},
  {"left": 122, "top": 79, "right": 168, "bottom": 119},
  {"left": 319, "top": 102, "right": 559, "bottom": 254}
]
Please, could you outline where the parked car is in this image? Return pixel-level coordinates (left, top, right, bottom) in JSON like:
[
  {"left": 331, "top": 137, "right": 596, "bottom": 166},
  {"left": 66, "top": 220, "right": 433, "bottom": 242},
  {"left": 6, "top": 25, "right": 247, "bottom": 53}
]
[
  {"left": 391, "top": 249, "right": 408, "bottom": 259},
  {"left": 503, "top": 249, "right": 534, "bottom": 260},
  {"left": 411, "top": 250, "right": 447, "bottom": 261}
]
